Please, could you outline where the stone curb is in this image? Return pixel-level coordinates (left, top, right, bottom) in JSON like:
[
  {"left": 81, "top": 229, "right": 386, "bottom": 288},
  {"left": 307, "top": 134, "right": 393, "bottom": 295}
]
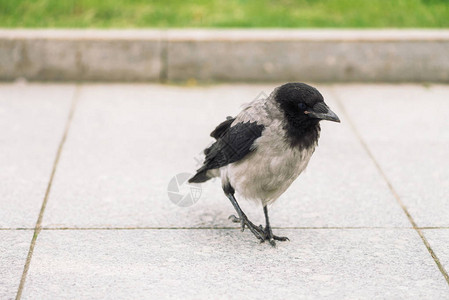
[{"left": 1, "top": 29, "right": 448, "bottom": 82}]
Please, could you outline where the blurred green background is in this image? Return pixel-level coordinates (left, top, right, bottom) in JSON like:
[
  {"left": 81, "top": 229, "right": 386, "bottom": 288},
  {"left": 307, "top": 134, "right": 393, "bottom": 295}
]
[{"left": 1, "top": 0, "right": 448, "bottom": 28}]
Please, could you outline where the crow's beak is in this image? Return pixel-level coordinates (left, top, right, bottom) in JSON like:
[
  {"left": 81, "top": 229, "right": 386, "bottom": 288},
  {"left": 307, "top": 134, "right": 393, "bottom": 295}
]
[{"left": 305, "top": 102, "right": 340, "bottom": 123}]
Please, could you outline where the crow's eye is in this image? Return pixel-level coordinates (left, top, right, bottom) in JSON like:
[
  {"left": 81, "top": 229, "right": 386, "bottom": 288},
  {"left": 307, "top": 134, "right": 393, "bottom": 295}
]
[{"left": 298, "top": 103, "right": 307, "bottom": 111}]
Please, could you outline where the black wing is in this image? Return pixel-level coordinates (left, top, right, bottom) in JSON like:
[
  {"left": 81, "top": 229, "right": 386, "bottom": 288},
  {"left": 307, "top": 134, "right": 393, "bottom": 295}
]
[{"left": 189, "top": 121, "right": 264, "bottom": 183}]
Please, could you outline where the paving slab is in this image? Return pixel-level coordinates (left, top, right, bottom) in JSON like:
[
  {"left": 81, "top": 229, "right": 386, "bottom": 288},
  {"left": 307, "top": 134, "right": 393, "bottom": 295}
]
[
  {"left": 22, "top": 229, "right": 449, "bottom": 299},
  {"left": 333, "top": 85, "right": 449, "bottom": 227},
  {"left": 42, "top": 84, "right": 409, "bottom": 228},
  {"left": 0, "top": 230, "right": 33, "bottom": 300},
  {"left": 422, "top": 229, "right": 449, "bottom": 277},
  {"left": 0, "top": 83, "right": 75, "bottom": 228}
]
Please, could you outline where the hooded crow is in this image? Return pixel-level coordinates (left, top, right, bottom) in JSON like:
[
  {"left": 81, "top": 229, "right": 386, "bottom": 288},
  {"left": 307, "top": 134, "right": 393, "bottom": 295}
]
[{"left": 189, "top": 83, "right": 340, "bottom": 246}]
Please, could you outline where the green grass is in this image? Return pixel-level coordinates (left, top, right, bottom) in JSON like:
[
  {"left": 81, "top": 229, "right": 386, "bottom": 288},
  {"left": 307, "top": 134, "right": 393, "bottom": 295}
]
[{"left": 1, "top": 0, "right": 449, "bottom": 28}]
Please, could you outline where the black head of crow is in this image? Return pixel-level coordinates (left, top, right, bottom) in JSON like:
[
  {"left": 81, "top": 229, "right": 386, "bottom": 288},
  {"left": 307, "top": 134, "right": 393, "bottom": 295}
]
[{"left": 189, "top": 82, "right": 340, "bottom": 246}]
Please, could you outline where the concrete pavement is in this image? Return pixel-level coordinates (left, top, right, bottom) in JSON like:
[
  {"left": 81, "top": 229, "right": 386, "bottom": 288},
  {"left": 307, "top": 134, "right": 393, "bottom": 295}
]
[{"left": 1, "top": 82, "right": 449, "bottom": 299}]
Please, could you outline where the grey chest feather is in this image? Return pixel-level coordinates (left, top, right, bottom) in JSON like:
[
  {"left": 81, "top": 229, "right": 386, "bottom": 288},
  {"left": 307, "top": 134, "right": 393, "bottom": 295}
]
[{"left": 222, "top": 122, "right": 317, "bottom": 205}]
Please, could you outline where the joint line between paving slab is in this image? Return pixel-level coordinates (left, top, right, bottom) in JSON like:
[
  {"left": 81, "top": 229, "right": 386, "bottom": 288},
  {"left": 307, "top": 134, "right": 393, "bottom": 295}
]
[
  {"left": 15, "top": 85, "right": 81, "bottom": 300},
  {"left": 2, "top": 226, "right": 449, "bottom": 230},
  {"left": 39, "top": 226, "right": 414, "bottom": 230},
  {"left": 330, "top": 86, "right": 449, "bottom": 286}
]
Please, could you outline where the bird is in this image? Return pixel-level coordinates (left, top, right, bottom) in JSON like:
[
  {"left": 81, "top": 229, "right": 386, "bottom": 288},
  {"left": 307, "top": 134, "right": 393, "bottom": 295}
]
[{"left": 189, "top": 82, "right": 340, "bottom": 246}]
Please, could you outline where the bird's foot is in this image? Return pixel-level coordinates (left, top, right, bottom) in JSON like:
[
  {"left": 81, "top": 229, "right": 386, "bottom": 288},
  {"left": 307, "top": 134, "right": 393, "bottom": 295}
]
[
  {"left": 258, "top": 225, "right": 290, "bottom": 247},
  {"left": 228, "top": 215, "right": 289, "bottom": 246},
  {"left": 228, "top": 215, "right": 265, "bottom": 242}
]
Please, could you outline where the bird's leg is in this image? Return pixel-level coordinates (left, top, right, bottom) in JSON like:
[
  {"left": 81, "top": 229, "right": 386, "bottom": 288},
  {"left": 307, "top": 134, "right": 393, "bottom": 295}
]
[
  {"left": 225, "top": 192, "right": 265, "bottom": 242},
  {"left": 262, "top": 205, "right": 289, "bottom": 246}
]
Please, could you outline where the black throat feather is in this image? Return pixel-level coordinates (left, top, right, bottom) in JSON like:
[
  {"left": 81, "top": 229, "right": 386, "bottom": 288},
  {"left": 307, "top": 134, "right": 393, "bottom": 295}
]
[{"left": 283, "top": 115, "right": 321, "bottom": 150}]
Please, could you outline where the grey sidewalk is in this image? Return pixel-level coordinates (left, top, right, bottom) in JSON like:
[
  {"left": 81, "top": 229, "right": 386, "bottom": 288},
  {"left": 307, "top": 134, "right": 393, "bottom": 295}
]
[{"left": 1, "top": 83, "right": 449, "bottom": 299}]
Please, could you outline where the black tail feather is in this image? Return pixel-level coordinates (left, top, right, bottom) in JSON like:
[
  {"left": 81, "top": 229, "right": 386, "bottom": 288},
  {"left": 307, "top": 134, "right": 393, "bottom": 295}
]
[
  {"left": 188, "top": 170, "right": 211, "bottom": 183},
  {"left": 190, "top": 116, "right": 235, "bottom": 184}
]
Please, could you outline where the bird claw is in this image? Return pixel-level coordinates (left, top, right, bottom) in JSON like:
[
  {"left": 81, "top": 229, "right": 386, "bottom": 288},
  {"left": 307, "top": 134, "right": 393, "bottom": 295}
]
[
  {"left": 228, "top": 214, "right": 265, "bottom": 241},
  {"left": 273, "top": 235, "right": 289, "bottom": 242},
  {"left": 228, "top": 215, "right": 289, "bottom": 246},
  {"left": 228, "top": 214, "right": 246, "bottom": 232},
  {"left": 261, "top": 226, "right": 290, "bottom": 247}
]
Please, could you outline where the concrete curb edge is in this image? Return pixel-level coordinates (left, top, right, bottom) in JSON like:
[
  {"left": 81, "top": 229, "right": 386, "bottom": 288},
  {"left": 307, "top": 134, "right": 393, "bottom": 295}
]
[{"left": 1, "top": 29, "right": 448, "bottom": 82}]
